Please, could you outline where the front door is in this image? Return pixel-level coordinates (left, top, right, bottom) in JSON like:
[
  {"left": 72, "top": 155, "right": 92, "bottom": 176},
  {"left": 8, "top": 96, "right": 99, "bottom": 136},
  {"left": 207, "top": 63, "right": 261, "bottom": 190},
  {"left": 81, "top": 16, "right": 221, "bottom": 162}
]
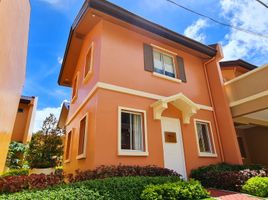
[{"left": 161, "top": 117, "right": 187, "bottom": 179}]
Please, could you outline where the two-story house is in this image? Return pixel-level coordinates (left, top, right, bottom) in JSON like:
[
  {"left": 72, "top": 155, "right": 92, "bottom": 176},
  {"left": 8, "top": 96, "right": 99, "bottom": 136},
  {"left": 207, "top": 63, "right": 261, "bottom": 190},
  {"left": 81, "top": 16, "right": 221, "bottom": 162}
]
[{"left": 58, "top": 0, "right": 242, "bottom": 178}]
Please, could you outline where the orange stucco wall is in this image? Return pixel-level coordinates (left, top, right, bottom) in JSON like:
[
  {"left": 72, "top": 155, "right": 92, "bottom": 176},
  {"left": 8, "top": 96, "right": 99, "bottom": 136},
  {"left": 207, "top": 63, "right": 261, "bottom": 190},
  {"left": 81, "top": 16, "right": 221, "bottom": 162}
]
[
  {"left": 0, "top": 0, "right": 30, "bottom": 173},
  {"left": 63, "top": 19, "right": 242, "bottom": 175},
  {"left": 221, "top": 66, "right": 250, "bottom": 82}
]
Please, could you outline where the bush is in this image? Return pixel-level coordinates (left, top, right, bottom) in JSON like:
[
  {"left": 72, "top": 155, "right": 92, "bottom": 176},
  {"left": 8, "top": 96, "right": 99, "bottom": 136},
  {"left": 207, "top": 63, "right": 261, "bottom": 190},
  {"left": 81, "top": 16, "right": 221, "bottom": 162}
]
[
  {"left": 71, "top": 176, "right": 182, "bottom": 200},
  {"left": 141, "top": 180, "right": 209, "bottom": 200},
  {"left": 6, "top": 142, "right": 27, "bottom": 169},
  {"left": 0, "top": 173, "right": 64, "bottom": 194},
  {"left": 0, "top": 176, "right": 181, "bottom": 199},
  {"left": 190, "top": 163, "right": 267, "bottom": 191},
  {"left": 67, "top": 165, "right": 181, "bottom": 183},
  {"left": 1, "top": 168, "right": 29, "bottom": 177},
  {"left": 242, "top": 177, "right": 268, "bottom": 197},
  {"left": 0, "top": 186, "right": 109, "bottom": 200}
]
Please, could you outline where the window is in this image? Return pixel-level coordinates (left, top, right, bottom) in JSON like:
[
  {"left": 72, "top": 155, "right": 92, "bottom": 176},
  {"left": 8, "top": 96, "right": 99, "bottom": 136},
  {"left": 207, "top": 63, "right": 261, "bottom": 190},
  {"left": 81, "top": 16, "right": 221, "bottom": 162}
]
[
  {"left": 83, "top": 42, "right": 94, "bottom": 81},
  {"left": 77, "top": 114, "right": 87, "bottom": 159},
  {"left": 153, "top": 49, "right": 176, "bottom": 78},
  {"left": 195, "top": 120, "right": 216, "bottom": 156},
  {"left": 18, "top": 108, "right": 24, "bottom": 113},
  {"left": 118, "top": 107, "right": 148, "bottom": 156},
  {"left": 71, "top": 73, "right": 79, "bottom": 103},
  {"left": 65, "top": 130, "right": 72, "bottom": 162}
]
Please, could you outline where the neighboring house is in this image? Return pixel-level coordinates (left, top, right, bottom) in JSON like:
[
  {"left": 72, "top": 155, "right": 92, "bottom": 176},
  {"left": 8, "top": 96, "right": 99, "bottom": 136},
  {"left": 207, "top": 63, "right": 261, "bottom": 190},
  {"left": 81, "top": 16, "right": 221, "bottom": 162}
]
[
  {"left": 220, "top": 60, "right": 268, "bottom": 167},
  {"left": 12, "top": 96, "right": 38, "bottom": 144},
  {"left": 58, "top": 0, "right": 242, "bottom": 178},
  {"left": 0, "top": 0, "right": 31, "bottom": 173}
]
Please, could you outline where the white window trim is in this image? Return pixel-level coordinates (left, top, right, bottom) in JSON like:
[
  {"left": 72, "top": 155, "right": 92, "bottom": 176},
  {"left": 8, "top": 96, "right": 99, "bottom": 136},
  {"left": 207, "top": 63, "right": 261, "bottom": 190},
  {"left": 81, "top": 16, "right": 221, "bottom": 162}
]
[
  {"left": 118, "top": 106, "right": 149, "bottom": 156},
  {"left": 194, "top": 119, "right": 217, "bottom": 158},
  {"left": 64, "top": 128, "right": 74, "bottom": 163},
  {"left": 76, "top": 113, "right": 88, "bottom": 160},
  {"left": 153, "top": 72, "right": 182, "bottom": 83},
  {"left": 71, "top": 72, "right": 79, "bottom": 104},
  {"left": 83, "top": 42, "right": 94, "bottom": 84},
  {"left": 153, "top": 48, "right": 179, "bottom": 81}
]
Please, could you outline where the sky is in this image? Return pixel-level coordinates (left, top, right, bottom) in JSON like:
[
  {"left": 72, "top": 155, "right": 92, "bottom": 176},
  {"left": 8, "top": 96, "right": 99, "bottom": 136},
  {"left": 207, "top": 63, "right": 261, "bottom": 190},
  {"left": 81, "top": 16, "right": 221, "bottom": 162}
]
[{"left": 26, "top": 0, "right": 268, "bottom": 132}]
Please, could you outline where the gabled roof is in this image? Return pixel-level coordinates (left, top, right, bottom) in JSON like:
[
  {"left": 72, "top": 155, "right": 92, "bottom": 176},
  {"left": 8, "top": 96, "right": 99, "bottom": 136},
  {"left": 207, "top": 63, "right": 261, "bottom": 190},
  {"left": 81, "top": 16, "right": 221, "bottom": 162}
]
[
  {"left": 58, "top": 0, "right": 217, "bottom": 86},
  {"left": 220, "top": 59, "right": 257, "bottom": 71}
]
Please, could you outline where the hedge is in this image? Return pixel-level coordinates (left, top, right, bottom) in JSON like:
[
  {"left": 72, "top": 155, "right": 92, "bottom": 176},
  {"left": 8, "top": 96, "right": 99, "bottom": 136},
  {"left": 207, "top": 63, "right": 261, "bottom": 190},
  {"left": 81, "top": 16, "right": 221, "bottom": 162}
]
[
  {"left": 190, "top": 163, "right": 267, "bottom": 191},
  {"left": 242, "top": 177, "right": 268, "bottom": 197},
  {"left": 67, "top": 165, "right": 181, "bottom": 182},
  {"left": 0, "top": 176, "right": 181, "bottom": 200},
  {"left": 141, "top": 180, "right": 210, "bottom": 200},
  {"left": 0, "top": 186, "right": 110, "bottom": 200}
]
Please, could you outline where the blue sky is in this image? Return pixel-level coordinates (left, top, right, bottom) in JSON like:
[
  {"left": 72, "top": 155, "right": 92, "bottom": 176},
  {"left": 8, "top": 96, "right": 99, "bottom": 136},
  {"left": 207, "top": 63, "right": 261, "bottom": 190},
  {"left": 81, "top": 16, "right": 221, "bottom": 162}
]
[{"left": 26, "top": 0, "right": 268, "bottom": 131}]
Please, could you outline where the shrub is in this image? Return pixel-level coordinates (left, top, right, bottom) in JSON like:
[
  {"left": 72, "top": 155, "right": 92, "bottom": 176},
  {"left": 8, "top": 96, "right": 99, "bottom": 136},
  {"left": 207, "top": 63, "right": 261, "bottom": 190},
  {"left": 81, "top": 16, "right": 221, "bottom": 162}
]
[
  {"left": 242, "top": 177, "right": 268, "bottom": 197},
  {"left": 0, "top": 173, "right": 64, "bottom": 194},
  {"left": 0, "top": 186, "right": 109, "bottom": 200},
  {"left": 190, "top": 163, "right": 267, "bottom": 191},
  {"left": 70, "top": 176, "right": 181, "bottom": 200},
  {"left": 140, "top": 180, "right": 209, "bottom": 200},
  {"left": 1, "top": 168, "right": 29, "bottom": 177},
  {"left": 67, "top": 165, "right": 181, "bottom": 182},
  {"left": 6, "top": 142, "right": 27, "bottom": 169},
  {"left": 0, "top": 176, "right": 181, "bottom": 199}
]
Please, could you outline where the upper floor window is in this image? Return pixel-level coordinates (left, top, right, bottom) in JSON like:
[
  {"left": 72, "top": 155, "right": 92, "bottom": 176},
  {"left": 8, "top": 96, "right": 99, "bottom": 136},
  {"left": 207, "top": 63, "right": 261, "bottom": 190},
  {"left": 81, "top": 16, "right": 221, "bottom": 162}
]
[
  {"left": 71, "top": 73, "right": 79, "bottom": 103},
  {"left": 153, "top": 49, "right": 176, "bottom": 78},
  {"left": 18, "top": 108, "right": 24, "bottom": 113},
  {"left": 83, "top": 42, "right": 94, "bottom": 82},
  {"left": 119, "top": 107, "right": 148, "bottom": 156},
  {"left": 194, "top": 120, "right": 216, "bottom": 156}
]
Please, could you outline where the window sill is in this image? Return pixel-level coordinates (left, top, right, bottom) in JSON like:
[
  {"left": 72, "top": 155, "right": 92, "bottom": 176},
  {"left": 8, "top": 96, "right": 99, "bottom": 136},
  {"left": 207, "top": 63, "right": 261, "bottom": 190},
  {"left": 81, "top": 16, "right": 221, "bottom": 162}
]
[
  {"left": 198, "top": 152, "right": 217, "bottom": 158},
  {"left": 83, "top": 71, "right": 92, "bottom": 85},
  {"left": 153, "top": 72, "right": 182, "bottom": 83},
  {"left": 64, "top": 159, "right": 70, "bottom": 164},
  {"left": 76, "top": 154, "right": 86, "bottom": 160},
  {"left": 118, "top": 150, "right": 149, "bottom": 157}
]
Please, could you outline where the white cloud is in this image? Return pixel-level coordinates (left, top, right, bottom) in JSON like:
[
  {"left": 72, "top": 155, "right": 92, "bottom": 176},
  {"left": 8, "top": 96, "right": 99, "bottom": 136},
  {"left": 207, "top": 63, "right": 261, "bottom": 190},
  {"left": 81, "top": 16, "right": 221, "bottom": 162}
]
[
  {"left": 220, "top": 0, "right": 268, "bottom": 63},
  {"left": 57, "top": 56, "right": 63, "bottom": 65},
  {"left": 184, "top": 19, "right": 208, "bottom": 43},
  {"left": 33, "top": 100, "right": 68, "bottom": 132}
]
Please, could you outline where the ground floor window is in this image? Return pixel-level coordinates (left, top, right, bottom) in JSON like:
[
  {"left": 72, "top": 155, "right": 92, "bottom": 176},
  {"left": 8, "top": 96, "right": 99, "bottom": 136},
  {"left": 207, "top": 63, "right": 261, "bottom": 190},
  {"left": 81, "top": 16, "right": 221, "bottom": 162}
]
[
  {"left": 77, "top": 114, "right": 88, "bottom": 159},
  {"left": 194, "top": 119, "right": 216, "bottom": 156},
  {"left": 119, "top": 107, "right": 148, "bottom": 156},
  {"left": 65, "top": 130, "right": 72, "bottom": 161}
]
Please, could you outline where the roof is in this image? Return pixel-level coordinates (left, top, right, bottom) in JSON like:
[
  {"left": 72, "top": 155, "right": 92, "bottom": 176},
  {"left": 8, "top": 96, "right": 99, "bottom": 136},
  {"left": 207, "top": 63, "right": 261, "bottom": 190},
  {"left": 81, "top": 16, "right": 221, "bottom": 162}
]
[
  {"left": 220, "top": 59, "right": 257, "bottom": 71},
  {"left": 20, "top": 96, "right": 35, "bottom": 104},
  {"left": 58, "top": 0, "right": 217, "bottom": 86},
  {"left": 57, "top": 101, "right": 70, "bottom": 128}
]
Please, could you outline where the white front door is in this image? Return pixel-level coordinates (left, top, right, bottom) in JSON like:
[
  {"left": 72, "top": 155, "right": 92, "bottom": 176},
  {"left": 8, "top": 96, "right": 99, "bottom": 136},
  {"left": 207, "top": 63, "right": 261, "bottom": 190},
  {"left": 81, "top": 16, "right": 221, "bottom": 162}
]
[{"left": 161, "top": 117, "right": 187, "bottom": 179}]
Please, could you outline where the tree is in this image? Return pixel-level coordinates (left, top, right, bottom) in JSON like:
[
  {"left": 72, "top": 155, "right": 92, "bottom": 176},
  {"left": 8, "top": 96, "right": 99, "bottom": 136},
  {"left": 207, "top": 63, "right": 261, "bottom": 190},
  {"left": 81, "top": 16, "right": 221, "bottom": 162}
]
[{"left": 26, "top": 114, "right": 64, "bottom": 168}]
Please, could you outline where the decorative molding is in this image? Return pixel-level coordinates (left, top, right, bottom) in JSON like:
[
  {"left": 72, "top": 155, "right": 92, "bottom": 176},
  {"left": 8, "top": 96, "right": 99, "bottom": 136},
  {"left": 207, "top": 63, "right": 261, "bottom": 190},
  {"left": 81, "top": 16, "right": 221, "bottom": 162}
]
[
  {"left": 151, "top": 93, "right": 200, "bottom": 124},
  {"left": 66, "top": 82, "right": 214, "bottom": 125}
]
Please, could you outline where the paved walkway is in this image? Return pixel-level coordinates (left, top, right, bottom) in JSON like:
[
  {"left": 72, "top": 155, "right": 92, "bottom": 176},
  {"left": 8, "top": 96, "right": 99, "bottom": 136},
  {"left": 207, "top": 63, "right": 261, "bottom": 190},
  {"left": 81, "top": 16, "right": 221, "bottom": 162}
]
[{"left": 208, "top": 189, "right": 261, "bottom": 200}]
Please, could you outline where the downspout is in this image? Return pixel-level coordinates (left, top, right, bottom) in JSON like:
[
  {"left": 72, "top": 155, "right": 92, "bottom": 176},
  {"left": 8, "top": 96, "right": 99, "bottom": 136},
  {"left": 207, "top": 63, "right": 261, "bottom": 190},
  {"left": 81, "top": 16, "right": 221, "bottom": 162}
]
[{"left": 203, "top": 57, "right": 225, "bottom": 162}]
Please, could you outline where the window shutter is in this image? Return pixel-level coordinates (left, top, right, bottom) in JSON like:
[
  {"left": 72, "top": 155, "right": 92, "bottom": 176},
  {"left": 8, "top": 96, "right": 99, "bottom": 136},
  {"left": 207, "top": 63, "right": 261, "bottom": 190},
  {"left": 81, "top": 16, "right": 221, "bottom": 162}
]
[
  {"left": 176, "top": 56, "right": 187, "bottom": 82},
  {"left": 143, "top": 44, "right": 154, "bottom": 72}
]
